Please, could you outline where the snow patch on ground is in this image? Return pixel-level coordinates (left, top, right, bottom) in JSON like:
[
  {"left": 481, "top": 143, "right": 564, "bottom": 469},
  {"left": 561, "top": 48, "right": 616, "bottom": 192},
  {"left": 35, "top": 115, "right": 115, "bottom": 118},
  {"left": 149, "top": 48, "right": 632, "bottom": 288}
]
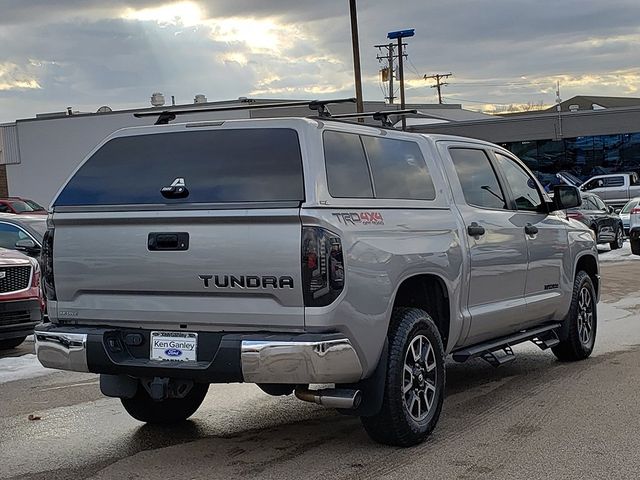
[
  {"left": 598, "top": 241, "right": 639, "bottom": 263},
  {"left": 0, "top": 354, "right": 55, "bottom": 384}
]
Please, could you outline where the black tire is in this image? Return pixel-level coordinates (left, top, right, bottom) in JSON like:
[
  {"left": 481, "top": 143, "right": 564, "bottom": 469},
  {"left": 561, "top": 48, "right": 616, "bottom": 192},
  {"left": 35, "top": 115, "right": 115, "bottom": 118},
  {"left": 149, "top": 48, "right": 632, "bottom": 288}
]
[
  {"left": 631, "top": 238, "right": 640, "bottom": 255},
  {"left": 552, "top": 271, "right": 597, "bottom": 362},
  {"left": 0, "top": 336, "right": 26, "bottom": 350},
  {"left": 361, "top": 308, "right": 445, "bottom": 447},
  {"left": 609, "top": 225, "right": 623, "bottom": 250},
  {"left": 121, "top": 382, "right": 209, "bottom": 424}
]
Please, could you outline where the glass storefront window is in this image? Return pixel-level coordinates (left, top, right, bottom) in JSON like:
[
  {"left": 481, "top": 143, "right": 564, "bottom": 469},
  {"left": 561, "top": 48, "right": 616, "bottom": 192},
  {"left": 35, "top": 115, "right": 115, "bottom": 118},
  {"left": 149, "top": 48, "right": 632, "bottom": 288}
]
[{"left": 502, "top": 132, "right": 640, "bottom": 184}]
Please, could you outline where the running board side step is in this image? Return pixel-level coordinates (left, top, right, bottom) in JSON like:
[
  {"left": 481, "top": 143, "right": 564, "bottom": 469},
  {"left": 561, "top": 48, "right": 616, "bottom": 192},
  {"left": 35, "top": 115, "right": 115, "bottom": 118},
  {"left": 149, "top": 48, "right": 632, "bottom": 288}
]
[{"left": 452, "top": 323, "right": 562, "bottom": 367}]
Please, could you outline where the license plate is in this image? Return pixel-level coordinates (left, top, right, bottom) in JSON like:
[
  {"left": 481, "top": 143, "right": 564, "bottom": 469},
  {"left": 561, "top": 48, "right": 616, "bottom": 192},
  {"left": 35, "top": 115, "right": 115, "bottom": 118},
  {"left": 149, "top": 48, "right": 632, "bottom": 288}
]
[{"left": 150, "top": 331, "right": 197, "bottom": 362}]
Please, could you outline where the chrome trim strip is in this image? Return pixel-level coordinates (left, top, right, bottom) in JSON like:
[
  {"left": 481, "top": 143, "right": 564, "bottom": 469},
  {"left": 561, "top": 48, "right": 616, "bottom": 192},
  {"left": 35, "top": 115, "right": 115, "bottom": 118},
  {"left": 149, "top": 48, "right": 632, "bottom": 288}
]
[
  {"left": 241, "top": 338, "right": 363, "bottom": 384},
  {"left": 35, "top": 330, "right": 88, "bottom": 372}
]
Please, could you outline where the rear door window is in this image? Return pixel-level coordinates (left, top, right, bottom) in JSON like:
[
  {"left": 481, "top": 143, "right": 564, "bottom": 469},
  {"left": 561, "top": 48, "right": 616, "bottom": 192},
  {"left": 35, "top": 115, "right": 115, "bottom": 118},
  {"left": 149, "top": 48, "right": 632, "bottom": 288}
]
[
  {"left": 55, "top": 129, "right": 304, "bottom": 206},
  {"left": 604, "top": 176, "right": 625, "bottom": 187},
  {"left": 362, "top": 136, "right": 436, "bottom": 200},
  {"left": 323, "top": 131, "right": 374, "bottom": 198}
]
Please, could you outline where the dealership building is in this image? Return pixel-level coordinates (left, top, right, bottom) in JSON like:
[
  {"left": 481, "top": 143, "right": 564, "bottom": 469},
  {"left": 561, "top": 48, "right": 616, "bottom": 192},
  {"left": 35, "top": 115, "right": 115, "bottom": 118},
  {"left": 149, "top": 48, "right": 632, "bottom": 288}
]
[
  {"left": 411, "top": 96, "right": 640, "bottom": 188},
  {"left": 1, "top": 94, "right": 639, "bottom": 206}
]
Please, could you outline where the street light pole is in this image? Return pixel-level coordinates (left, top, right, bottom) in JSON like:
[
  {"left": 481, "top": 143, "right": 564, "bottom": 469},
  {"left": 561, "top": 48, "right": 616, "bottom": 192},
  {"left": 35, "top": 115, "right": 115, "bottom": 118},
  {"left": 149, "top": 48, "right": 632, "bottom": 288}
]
[
  {"left": 397, "top": 37, "right": 405, "bottom": 128},
  {"left": 387, "top": 29, "right": 414, "bottom": 131},
  {"left": 349, "top": 0, "right": 364, "bottom": 116}
]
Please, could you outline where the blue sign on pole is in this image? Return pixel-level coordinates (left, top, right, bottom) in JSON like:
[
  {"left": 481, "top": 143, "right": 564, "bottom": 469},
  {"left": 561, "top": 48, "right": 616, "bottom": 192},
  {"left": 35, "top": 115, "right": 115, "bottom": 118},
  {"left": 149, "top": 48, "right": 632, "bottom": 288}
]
[{"left": 387, "top": 29, "right": 415, "bottom": 39}]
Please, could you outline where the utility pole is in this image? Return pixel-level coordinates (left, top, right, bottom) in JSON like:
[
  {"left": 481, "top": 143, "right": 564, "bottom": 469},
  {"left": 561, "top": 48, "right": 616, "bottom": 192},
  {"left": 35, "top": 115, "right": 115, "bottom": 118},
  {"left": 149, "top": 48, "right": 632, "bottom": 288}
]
[
  {"left": 387, "top": 29, "right": 415, "bottom": 130},
  {"left": 424, "top": 73, "right": 452, "bottom": 104},
  {"left": 375, "top": 43, "right": 397, "bottom": 104},
  {"left": 397, "top": 37, "right": 406, "bottom": 113},
  {"left": 348, "top": 0, "right": 364, "bottom": 116}
]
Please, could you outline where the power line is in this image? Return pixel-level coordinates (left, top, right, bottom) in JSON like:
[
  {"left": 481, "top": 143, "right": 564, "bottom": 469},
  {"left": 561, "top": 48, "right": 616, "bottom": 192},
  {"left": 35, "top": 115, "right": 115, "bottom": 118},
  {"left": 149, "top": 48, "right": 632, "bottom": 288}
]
[{"left": 424, "top": 73, "right": 452, "bottom": 104}]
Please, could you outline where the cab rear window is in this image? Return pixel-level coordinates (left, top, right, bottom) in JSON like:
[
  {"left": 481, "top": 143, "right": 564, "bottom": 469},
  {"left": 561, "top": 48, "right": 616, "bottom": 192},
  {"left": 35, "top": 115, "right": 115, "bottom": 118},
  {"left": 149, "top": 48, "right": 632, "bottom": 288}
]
[{"left": 55, "top": 128, "right": 304, "bottom": 206}]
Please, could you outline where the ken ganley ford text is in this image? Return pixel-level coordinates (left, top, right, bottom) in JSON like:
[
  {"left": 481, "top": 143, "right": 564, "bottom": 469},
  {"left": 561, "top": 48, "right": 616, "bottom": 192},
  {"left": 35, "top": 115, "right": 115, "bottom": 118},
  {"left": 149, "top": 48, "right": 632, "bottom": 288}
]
[{"left": 153, "top": 340, "right": 195, "bottom": 350}]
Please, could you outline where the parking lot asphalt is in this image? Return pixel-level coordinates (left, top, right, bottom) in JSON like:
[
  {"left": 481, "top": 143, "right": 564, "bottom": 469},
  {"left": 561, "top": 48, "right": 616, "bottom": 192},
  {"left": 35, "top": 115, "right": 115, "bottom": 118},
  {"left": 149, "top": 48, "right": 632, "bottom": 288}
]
[{"left": 1, "top": 255, "right": 639, "bottom": 480}]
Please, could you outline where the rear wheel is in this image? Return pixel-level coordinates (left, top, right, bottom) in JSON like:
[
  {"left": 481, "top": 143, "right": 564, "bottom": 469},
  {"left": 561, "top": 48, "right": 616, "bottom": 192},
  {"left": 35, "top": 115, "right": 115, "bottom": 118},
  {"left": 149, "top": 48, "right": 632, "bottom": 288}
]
[
  {"left": 609, "top": 225, "right": 623, "bottom": 250},
  {"left": 121, "top": 382, "right": 209, "bottom": 423},
  {"left": 631, "top": 238, "right": 640, "bottom": 255},
  {"left": 361, "top": 308, "right": 445, "bottom": 447},
  {"left": 552, "top": 271, "right": 597, "bottom": 362},
  {"left": 0, "top": 337, "right": 26, "bottom": 350}
]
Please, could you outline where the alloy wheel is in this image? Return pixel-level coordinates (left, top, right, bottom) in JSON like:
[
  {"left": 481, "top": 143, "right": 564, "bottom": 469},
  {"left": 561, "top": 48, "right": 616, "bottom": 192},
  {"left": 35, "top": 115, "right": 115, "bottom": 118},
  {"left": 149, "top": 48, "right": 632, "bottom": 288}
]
[
  {"left": 576, "top": 286, "right": 594, "bottom": 345},
  {"left": 403, "top": 334, "right": 437, "bottom": 421}
]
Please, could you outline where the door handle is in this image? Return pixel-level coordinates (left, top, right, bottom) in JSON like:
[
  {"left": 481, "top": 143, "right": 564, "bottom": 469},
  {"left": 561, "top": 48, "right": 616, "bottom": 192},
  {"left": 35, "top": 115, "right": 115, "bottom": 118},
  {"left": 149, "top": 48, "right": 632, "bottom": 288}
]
[
  {"left": 148, "top": 232, "right": 189, "bottom": 251},
  {"left": 467, "top": 222, "right": 485, "bottom": 237},
  {"left": 525, "top": 223, "right": 539, "bottom": 235}
]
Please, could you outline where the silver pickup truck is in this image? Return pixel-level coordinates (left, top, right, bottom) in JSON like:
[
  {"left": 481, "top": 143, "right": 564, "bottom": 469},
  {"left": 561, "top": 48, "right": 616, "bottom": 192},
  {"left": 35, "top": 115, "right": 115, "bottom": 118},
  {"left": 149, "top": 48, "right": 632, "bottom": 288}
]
[
  {"left": 577, "top": 172, "right": 640, "bottom": 208},
  {"left": 35, "top": 112, "right": 599, "bottom": 446}
]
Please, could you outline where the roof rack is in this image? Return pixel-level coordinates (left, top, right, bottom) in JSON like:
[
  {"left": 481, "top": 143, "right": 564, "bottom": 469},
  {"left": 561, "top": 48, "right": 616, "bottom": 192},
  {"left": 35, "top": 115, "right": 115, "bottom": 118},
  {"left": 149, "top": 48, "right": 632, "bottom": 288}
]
[
  {"left": 331, "top": 109, "right": 418, "bottom": 127},
  {"left": 134, "top": 98, "right": 357, "bottom": 125}
]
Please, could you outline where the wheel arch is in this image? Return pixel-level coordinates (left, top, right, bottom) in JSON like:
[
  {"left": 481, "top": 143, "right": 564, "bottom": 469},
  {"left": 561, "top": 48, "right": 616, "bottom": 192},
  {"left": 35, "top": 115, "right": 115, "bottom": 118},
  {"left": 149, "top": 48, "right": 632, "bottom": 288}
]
[
  {"left": 391, "top": 274, "right": 451, "bottom": 350},
  {"left": 574, "top": 253, "right": 599, "bottom": 300}
]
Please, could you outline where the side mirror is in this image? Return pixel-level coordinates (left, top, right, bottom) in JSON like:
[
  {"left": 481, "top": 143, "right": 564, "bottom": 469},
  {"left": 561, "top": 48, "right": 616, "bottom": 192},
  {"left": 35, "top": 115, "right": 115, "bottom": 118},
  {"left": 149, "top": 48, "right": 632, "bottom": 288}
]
[
  {"left": 609, "top": 206, "right": 615, "bottom": 214},
  {"left": 15, "top": 238, "right": 40, "bottom": 256},
  {"left": 614, "top": 208, "right": 621, "bottom": 214},
  {"left": 552, "top": 185, "right": 582, "bottom": 211}
]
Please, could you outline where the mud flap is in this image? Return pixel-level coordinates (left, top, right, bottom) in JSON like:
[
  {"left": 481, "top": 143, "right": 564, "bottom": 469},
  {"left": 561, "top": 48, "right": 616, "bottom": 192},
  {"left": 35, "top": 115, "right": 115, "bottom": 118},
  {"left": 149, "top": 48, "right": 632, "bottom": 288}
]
[{"left": 337, "top": 339, "right": 388, "bottom": 417}]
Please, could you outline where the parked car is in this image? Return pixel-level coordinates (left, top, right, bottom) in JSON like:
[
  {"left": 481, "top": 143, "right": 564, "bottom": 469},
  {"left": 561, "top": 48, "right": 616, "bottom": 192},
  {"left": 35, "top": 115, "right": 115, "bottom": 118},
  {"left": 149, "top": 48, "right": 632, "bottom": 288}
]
[
  {"left": 35, "top": 112, "right": 597, "bottom": 447},
  {"left": 578, "top": 172, "right": 640, "bottom": 208},
  {"left": 0, "top": 214, "right": 46, "bottom": 258},
  {"left": 630, "top": 205, "right": 640, "bottom": 255},
  {"left": 0, "top": 248, "right": 44, "bottom": 350},
  {"left": 618, "top": 197, "right": 640, "bottom": 236},
  {"left": 0, "top": 197, "right": 47, "bottom": 215},
  {"left": 6, "top": 197, "right": 46, "bottom": 212},
  {"left": 566, "top": 192, "right": 624, "bottom": 249}
]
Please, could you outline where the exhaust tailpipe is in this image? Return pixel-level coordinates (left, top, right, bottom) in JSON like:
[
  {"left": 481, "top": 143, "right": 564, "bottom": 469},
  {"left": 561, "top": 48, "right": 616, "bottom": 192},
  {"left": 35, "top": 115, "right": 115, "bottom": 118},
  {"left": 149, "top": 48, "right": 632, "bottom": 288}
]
[{"left": 295, "top": 387, "right": 362, "bottom": 409}]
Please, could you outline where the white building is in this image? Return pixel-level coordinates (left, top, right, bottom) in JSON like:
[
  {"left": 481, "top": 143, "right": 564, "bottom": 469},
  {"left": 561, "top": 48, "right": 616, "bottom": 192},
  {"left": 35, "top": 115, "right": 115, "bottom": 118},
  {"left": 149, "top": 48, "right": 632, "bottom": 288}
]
[{"left": 0, "top": 97, "right": 490, "bottom": 207}]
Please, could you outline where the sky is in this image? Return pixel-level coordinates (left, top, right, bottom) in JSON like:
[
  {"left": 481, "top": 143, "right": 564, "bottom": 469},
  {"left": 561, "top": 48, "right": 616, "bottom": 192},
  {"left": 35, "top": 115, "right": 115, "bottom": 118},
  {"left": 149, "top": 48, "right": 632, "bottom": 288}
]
[{"left": 1, "top": 0, "right": 640, "bottom": 123}]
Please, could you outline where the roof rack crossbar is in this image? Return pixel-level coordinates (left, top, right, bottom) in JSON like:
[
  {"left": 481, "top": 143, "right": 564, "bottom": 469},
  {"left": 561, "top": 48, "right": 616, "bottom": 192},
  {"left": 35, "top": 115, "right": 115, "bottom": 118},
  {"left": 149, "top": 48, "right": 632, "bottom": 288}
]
[
  {"left": 134, "top": 98, "right": 357, "bottom": 125},
  {"left": 331, "top": 109, "right": 418, "bottom": 127}
]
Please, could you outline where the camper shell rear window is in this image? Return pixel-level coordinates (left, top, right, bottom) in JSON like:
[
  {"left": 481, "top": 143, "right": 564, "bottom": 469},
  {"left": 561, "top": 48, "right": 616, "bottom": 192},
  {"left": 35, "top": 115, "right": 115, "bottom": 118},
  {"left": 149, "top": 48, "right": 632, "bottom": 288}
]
[{"left": 55, "top": 128, "right": 304, "bottom": 206}]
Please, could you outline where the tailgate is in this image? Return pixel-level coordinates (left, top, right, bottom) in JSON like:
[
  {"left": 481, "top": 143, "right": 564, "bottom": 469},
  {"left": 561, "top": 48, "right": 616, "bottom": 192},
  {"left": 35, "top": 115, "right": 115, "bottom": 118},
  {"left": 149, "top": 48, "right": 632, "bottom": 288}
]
[
  {"left": 51, "top": 209, "right": 304, "bottom": 330},
  {"left": 48, "top": 125, "right": 307, "bottom": 331}
]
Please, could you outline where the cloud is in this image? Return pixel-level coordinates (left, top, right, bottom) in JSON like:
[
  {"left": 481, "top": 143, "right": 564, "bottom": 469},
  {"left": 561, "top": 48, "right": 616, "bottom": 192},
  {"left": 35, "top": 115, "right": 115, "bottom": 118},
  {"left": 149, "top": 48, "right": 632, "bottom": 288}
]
[
  {"left": 0, "top": 62, "right": 42, "bottom": 91},
  {"left": 1, "top": 0, "right": 640, "bottom": 121}
]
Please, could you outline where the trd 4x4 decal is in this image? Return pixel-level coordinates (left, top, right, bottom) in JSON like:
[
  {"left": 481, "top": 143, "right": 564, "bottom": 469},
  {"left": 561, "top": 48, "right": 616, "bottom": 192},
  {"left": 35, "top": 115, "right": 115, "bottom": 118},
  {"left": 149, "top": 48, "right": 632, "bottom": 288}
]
[{"left": 332, "top": 212, "right": 384, "bottom": 226}]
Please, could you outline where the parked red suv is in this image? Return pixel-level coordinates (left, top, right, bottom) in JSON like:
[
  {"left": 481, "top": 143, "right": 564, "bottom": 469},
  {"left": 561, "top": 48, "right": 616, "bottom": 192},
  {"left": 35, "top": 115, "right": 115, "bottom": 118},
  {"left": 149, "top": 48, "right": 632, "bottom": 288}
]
[
  {"left": 0, "top": 248, "right": 44, "bottom": 349},
  {"left": 0, "top": 197, "right": 47, "bottom": 215}
]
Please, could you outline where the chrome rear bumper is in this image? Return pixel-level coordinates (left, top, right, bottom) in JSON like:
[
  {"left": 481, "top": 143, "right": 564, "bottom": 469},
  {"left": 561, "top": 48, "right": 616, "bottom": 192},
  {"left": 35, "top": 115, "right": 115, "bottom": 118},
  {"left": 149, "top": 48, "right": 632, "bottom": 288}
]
[
  {"left": 34, "top": 324, "right": 363, "bottom": 384},
  {"left": 241, "top": 338, "right": 363, "bottom": 384},
  {"left": 35, "top": 329, "right": 88, "bottom": 372}
]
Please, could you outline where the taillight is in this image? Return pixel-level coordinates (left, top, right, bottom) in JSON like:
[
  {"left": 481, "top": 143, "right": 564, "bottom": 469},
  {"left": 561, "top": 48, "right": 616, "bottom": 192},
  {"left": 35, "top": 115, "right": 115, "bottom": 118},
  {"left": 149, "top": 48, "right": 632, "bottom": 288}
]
[
  {"left": 632, "top": 207, "right": 640, "bottom": 215},
  {"left": 566, "top": 211, "right": 585, "bottom": 221},
  {"left": 42, "top": 228, "right": 56, "bottom": 301},
  {"left": 302, "top": 227, "right": 344, "bottom": 307}
]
